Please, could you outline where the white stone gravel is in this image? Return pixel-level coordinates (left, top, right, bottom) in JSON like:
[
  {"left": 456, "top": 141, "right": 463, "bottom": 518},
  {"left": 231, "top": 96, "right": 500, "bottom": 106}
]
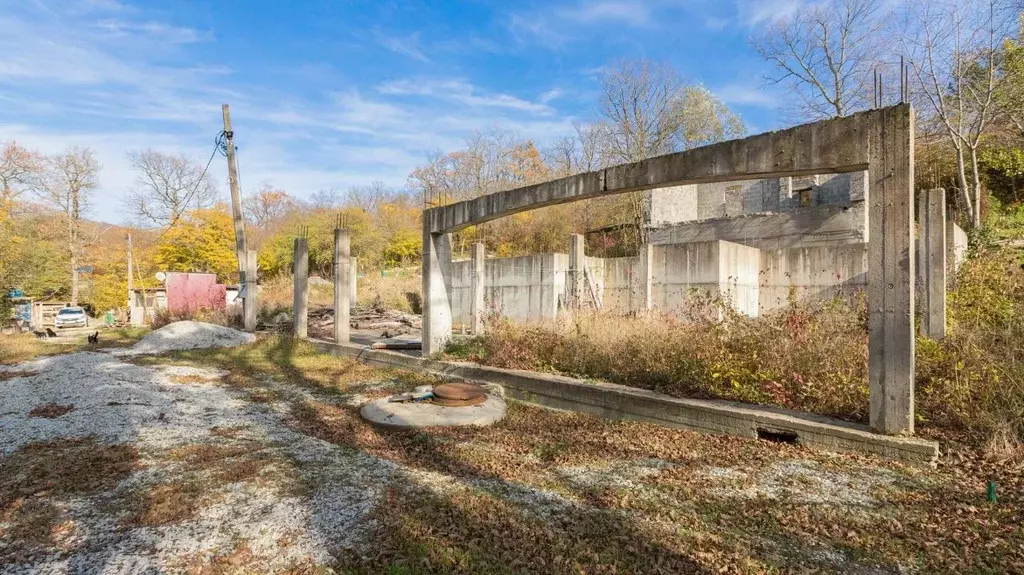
[
  {"left": 0, "top": 333, "right": 576, "bottom": 574},
  {"left": 112, "top": 321, "right": 255, "bottom": 357}
]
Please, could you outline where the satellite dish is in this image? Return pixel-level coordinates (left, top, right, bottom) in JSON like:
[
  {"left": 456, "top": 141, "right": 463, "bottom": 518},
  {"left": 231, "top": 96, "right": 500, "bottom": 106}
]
[{"left": 155, "top": 272, "right": 167, "bottom": 282}]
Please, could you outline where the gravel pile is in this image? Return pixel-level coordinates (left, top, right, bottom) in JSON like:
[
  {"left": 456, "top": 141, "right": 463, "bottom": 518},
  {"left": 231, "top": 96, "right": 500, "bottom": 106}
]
[{"left": 115, "top": 321, "right": 255, "bottom": 356}]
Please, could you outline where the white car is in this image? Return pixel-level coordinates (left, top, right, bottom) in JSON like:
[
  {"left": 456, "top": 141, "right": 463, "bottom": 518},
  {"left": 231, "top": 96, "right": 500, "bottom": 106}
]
[{"left": 54, "top": 306, "right": 89, "bottom": 329}]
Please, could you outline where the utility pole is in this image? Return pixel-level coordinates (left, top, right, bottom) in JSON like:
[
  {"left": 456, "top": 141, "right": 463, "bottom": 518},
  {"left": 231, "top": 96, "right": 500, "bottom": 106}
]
[
  {"left": 222, "top": 104, "right": 248, "bottom": 278},
  {"left": 222, "top": 104, "right": 254, "bottom": 325}
]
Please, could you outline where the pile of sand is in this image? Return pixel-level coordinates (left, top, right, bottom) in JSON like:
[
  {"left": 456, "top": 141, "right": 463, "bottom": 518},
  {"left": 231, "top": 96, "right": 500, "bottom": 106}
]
[{"left": 116, "top": 321, "right": 255, "bottom": 356}]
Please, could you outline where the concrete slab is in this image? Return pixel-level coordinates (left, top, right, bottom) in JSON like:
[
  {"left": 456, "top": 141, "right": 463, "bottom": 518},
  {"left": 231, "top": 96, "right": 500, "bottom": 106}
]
[{"left": 360, "top": 395, "right": 507, "bottom": 428}]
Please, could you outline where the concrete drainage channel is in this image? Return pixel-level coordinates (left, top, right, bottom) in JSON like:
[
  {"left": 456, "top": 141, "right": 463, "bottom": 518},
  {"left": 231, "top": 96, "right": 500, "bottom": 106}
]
[{"left": 311, "top": 339, "right": 939, "bottom": 467}]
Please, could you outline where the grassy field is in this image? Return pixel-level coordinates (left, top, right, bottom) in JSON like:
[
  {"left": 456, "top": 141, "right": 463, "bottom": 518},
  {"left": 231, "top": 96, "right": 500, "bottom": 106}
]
[{"left": 0, "top": 326, "right": 148, "bottom": 365}]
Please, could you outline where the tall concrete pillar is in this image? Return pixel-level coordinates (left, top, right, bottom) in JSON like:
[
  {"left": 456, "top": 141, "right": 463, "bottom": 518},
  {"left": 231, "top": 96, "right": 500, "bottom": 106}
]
[
  {"left": 292, "top": 237, "right": 309, "bottom": 339},
  {"left": 918, "top": 189, "right": 947, "bottom": 339},
  {"left": 567, "top": 234, "right": 585, "bottom": 309},
  {"left": 422, "top": 223, "right": 452, "bottom": 356},
  {"left": 637, "top": 243, "right": 653, "bottom": 313},
  {"left": 471, "top": 242, "right": 485, "bottom": 334},
  {"left": 350, "top": 257, "right": 358, "bottom": 307},
  {"left": 334, "top": 229, "right": 351, "bottom": 344},
  {"left": 868, "top": 106, "right": 916, "bottom": 435},
  {"left": 243, "top": 249, "right": 258, "bottom": 332}
]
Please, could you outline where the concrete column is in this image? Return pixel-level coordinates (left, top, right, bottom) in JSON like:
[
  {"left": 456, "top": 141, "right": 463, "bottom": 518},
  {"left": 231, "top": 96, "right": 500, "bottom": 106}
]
[
  {"left": 243, "top": 249, "right": 258, "bottom": 332},
  {"left": 567, "top": 234, "right": 585, "bottom": 309},
  {"left": 918, "top": 189, "right": 947, "bottom": 339},
  {"left": 868, "top": 106, "right": 916, "bottom": 435},
  {"left": 333, "top": 229, "right": 351, "bottom": 344},
  {"left": 471, "top": 242, "right": 485, "bottom": 334},
  {"left": 350, "top": 257, "right": 358, "bottom": 307},
  {"left": 292, "top": 237, "right": 309, "bottom": 339},
  {"left": 638, "top": 243, "right": 653, "bottom": 312},
  {"left": 422, "top": 223, "right": 452, "bottom": 356}
]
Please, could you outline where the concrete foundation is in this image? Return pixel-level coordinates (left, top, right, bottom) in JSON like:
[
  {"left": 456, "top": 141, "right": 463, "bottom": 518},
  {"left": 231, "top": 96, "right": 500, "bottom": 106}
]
[{"left": 471, "top": 242, "right": 485, "bottom": 334}]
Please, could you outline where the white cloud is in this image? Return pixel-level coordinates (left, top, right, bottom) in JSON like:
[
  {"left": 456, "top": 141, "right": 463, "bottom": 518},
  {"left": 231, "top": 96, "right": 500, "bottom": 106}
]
[
  {"left": 716, "top": 82, "right": 779, "bottom": 108},
  {"left": 374, "top": 29, "right": 431, "bottom": 63},
  {"left": 705, "top": 16, "right": 730, "bottom": 31},
  {"left": 378, "top": 79, "right": 555, "bottom": 115},
  {"left": 538, "top": 88, "right": 564, "bottom": 103},
  {"left": 94, "top": 20, "right": 209, "bottom": 43},
  {"left": 735, "top": 0, "right": 805, "bottom": 27},
  {"left": 560, "top": 1, "right": 655, "bottom": 27}
]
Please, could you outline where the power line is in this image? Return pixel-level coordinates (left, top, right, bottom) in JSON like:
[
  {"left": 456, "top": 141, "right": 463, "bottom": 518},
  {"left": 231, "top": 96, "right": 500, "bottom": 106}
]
[{"left": 155, "top": 130, "right": 225, "bottom": 241}]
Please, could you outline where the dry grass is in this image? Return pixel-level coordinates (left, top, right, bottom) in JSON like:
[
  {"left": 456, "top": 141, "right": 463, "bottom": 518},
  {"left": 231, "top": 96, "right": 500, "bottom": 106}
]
[
  {"left": 127, "top": 441, "right": 277, "bottom": 527},
  {"left": 0, "top": 370, "right": 38, "bottom": 382},
  {"left": 0, "top": 327, "right": 149, "bottom": 365},
  {"left": 136, "top": 330, "right": 1024, "bottom": 573},
  {"left": 168, "top": 374, "right": 216, "bottom": 385},
  {"left": 27, "top": 403, "right": 74, "bottom": 418},
  {"left": 0, "top": 438, "right": 140, "bottom": 564},
  {"left": 446, "top": 248, "right": 1024, "bottom": 450},
  {"left": 257, "top": 269, "right": 422, "bottom": 319}
]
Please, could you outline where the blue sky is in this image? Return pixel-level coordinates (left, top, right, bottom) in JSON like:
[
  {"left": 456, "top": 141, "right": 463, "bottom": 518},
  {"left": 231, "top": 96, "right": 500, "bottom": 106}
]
[{"left": 0, "top": 0, "right": 805, "bottom": 223}]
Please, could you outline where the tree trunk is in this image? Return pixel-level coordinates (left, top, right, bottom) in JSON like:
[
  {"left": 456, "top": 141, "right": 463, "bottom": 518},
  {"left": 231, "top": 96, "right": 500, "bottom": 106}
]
[
  {"left": 69, "top": 187, "right": 81, "bottom": 306},
  {"left": 953, "top": 146, "right": 974, "bottom": 228},
  {"left": 969, "top": 146, "right": 983, "bottom": 228}
]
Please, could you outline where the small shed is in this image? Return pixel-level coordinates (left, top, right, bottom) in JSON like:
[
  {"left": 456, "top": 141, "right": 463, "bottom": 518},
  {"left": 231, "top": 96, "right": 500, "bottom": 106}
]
[{"left": 164, "top": 272, "right": 227, "bottom": 315}]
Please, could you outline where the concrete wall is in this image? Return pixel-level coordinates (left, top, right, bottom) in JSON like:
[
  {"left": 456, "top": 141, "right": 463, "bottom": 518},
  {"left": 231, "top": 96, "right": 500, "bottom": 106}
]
[
  {"left": 451, "top": 253, "right": 567, "bottom": 325},
  {"left": 649, "top": 241, "right": 760, "bottom": 316},
  {"left": 760, "top": 244, "right": 869, "bottom": 313},
  {"left": 647, "top": 173, "right": 863, "bottom": 226}
]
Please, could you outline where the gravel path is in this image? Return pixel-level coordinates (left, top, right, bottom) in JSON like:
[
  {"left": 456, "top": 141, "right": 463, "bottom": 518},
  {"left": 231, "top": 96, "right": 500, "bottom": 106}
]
[{"left": 0, "top": 349, "right": 400, "bottom": 574}]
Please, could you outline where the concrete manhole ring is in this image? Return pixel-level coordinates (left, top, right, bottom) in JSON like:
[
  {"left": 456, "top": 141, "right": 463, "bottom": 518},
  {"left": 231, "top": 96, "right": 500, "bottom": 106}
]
[{"left": 360, "top": 393, "right": 506, "bottom": 428}]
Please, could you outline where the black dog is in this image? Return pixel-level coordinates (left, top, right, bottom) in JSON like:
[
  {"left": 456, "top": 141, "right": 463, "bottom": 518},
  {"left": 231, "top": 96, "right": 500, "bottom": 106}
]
[{"left": 87, "top": 331, "right": 99, "bottom": 344}]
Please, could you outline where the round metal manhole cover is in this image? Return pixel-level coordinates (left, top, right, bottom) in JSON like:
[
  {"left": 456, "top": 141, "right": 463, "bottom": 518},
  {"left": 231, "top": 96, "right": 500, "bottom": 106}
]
[{"left": 432, "top": 383, "right": 487, "bottom": 407}]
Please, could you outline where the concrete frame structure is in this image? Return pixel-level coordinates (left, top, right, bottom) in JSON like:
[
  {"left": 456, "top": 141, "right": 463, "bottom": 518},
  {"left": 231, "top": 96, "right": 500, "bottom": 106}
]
[
  {"left": 918, "top": 189, "right": 947, "bottom": 340},
  {"left": 423, "top": 105, "right": 917, "bottom": 436}
]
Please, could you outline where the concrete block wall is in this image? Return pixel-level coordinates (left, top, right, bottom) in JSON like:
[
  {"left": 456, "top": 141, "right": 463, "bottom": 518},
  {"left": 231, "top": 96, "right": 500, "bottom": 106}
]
[{"left": 648, "top": 173, "right": 857, "bottom": 226}]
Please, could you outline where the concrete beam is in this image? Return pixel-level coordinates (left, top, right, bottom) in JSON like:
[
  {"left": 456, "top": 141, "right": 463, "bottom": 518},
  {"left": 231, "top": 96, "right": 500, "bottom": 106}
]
[
  {"left": 423, "top": 108, "right": 890, "bottom": 234},
  {"left": 471, "top": 242, "right": 485, "bottom": 334},
  {"left": 868, "top": 105, "right": 915, "bottom": 435},
  {"left": 334, "top": 229, "right": 351, "bottom": 344},
  {"left": 293, "top": 237, "right": 309, "bottom": 339},
  {"left": 567, "top": 234, "right": 585, "bottom": 309},
  {"left": 918, "top": 189, "right": 947, "bottom": 339},
  {"left": 422, "top": 223, "right": 453, "bottom": 356}
]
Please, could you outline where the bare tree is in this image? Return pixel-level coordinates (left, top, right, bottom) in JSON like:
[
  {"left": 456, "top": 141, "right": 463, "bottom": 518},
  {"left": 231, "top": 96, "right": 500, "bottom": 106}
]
[
  {"left": 124, "top": 149, "right": 218, "bottom": 228},
  {"left": 545, "top": 122, "right": 611, "bottom": 177},
  {"left": 346, "top": 180, "right": 395, "bottom": 214},
  {"left": 753, "top": 0, "right": 884, "bottom": 119},
  {"left": 1, "top": 142, "right": 43, "bottom": 207},
  {"left": 599, "top": 59, "right": 746, "bottom": 245},
  {"left": 35, "top": 147, "right": 99, "bottom": 305},
  {"left": 901, "top": 0, "right": 1014, "bottom": 227},
  {"left": 243, "top": 182, "right": 296, "bottom": 228}
]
